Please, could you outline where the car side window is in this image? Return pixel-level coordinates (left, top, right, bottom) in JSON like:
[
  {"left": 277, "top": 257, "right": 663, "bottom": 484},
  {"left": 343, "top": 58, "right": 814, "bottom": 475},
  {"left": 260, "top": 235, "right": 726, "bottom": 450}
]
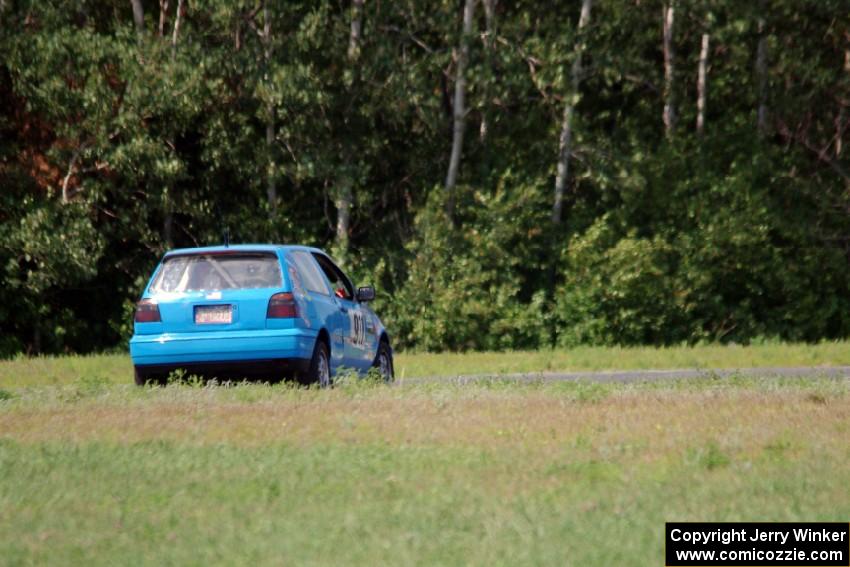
[
  {"left": 289, "top": 251, "right": 331, "bottom": 295},
  {"left": 312, "top": 253, "right": 355, "bottom": 301}
]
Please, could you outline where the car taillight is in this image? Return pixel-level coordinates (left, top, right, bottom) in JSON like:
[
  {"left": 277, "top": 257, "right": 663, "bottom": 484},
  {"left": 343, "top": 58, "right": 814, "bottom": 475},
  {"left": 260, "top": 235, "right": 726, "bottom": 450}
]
[
  {"left": 267, "top": 292, "right": 298, "bottom": 318},
  {"left": 134, "top": 299, "right": 161, "bottom": 323}
]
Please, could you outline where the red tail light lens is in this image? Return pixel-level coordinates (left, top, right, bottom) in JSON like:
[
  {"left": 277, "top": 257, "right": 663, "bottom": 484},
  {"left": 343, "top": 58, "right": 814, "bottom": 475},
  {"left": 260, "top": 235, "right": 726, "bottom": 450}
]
[
  {"left": 134, "top": 299, "right": 161, "bottom": 323},
  {"left": 267, "top": 292, "right": 298, "bottom": 318}
]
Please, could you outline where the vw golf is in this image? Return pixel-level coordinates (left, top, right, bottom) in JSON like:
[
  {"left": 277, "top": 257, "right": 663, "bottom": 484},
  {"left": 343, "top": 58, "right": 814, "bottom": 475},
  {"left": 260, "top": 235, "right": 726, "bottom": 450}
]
[{"left": 129, "top": 245, "right": 393, "bottom": 386}]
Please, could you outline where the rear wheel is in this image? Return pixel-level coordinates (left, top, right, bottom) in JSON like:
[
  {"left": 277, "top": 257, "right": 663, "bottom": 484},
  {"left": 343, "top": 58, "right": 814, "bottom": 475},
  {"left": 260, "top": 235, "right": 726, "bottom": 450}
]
[
  {"left": 303, "top": 339, "right": 331, "bottom": 387},
  {"left": 134, "top": 367, "right": 164, "bottom": 386},
  {"left": 373, "top": 340, "right": 394, "bottom": 382}
]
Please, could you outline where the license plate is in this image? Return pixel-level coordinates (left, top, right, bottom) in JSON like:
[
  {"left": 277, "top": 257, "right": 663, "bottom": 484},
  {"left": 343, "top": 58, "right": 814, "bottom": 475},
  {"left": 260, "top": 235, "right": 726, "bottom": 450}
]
[{"left": 194, "top": 305, "right": 232, "bottom": 324}]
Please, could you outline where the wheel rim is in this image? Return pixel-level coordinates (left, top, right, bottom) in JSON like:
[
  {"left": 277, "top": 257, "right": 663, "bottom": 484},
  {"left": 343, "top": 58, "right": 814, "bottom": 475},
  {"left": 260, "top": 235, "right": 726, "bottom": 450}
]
[
  {"left": 318, "top": 349, "right": 330, "bottom": 387},
  {"left": 379, "top": 350, "right": 391, "bottom": 381}
]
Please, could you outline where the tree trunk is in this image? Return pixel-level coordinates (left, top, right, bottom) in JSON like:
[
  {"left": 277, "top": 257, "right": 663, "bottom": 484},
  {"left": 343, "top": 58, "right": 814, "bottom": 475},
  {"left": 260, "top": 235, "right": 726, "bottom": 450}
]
[
  {"left": 755, "top": 17, "right": 768, "bottom": 136},
  {"left": 479, "top": 0, "right": 496, "bottom": 144},
  {"left": 131, "top": 0, "right": 145, "bottom": 34},
  {"left": 696, "top": 32, "right": 709, "bottom": 136},
  {"left": 162, "top": 0, "right": 184, "bottom": 244},
  {"left": 158, "top": 0, "right": 168, "bottom": 37},
  {"left": 445, "top": 0, "right": 477, "bottom": 223},
  {"left": 61, "top": 145, "right": 86, "bottom": 204},
  {"left": 551, "top": 0, "right": 592, "bottom": 224},
  {"left": 163, "top": 207, "right": 173, "bottom": 247},
  {"left": 335, "top": 181, "right": 352, "bottom": 255},
  {"left": 839, "top": 49, "right": 850, "bottom": 157},
  {"left": 266, "top": 115, "right": 276, "bottom": 214},
  {"left": 32, "top": 322, "right": 41, "bottom": 355},
  {"left": 348, "top": 0, "right": 364, "bottom": 60},
  {"left": 334, "top": 0, "right": 365, "bottom": 256},
  {"left": 264, "top": 1, "right": 277, "bottom": 214},
  {"left": 662, "top": 1, "right": 676, "bottom": 137},
  {"left": 171, "top": 0, "right": 184, "bottom": 58}
]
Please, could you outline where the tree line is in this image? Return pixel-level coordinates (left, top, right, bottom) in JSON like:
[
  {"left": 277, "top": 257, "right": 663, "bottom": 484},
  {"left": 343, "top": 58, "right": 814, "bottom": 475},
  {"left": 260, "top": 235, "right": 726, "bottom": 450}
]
[{"left": 1, "top": 0, "right": 849, "bottom": 355}]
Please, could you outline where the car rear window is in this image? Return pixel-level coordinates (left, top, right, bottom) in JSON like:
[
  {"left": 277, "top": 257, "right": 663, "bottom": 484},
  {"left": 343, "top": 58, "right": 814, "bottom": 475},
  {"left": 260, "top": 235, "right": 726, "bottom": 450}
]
[{"left": 150, "top": 253, "right": 282, "bottom": 293}]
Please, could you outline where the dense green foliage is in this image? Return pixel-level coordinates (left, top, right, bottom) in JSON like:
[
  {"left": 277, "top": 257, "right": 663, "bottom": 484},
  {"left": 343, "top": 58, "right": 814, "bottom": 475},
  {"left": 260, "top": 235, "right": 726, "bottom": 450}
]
[{"left": 1, "top": 0, "right": 849, "bottom": 354}]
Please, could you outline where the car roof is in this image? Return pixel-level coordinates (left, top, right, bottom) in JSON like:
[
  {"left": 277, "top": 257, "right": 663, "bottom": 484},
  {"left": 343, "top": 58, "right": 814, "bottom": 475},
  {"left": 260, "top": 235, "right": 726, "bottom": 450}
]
[{"left": 163, "top": 244, "right": 328, "bottom": 257}]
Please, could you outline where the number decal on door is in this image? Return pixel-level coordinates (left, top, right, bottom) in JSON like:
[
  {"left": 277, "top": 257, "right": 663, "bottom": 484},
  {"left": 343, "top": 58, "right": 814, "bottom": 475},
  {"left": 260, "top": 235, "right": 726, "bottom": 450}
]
[{"left": 349, "top": 309, "right": 366, "bottom": 347}]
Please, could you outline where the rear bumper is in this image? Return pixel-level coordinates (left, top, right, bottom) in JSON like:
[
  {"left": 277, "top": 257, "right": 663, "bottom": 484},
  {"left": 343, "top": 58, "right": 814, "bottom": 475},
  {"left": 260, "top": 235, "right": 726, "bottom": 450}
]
[
  {"left": 134, "top": 358, "right": 310, "bottom": 381},
  {"left": 130, "top": 328, "right": 317, "bottom": 367}
]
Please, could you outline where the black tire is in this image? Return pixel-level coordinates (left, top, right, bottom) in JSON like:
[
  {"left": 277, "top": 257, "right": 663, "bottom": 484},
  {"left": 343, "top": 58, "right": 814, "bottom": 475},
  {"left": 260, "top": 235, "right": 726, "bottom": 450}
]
[
  {"left": 302, "top": 339, "right": 332, "bottom": 387},
  {"left": 134, "top": 366, "right": 164, "bottom": 387},
  {"left": 372, "top": 340, "right": 394, "bottom": 382}
]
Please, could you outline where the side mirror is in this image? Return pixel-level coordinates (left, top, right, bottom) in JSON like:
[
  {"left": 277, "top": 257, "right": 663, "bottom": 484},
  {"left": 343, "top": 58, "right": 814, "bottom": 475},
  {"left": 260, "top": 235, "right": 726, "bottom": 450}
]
[{"left": 356, "top": 285, "right": 375, "bottom": 302}]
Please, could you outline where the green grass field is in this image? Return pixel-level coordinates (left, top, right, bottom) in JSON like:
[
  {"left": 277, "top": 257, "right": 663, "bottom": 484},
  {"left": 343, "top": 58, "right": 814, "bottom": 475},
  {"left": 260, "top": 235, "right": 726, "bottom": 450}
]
[
  {"left": 3, "top": 340, "right": 850, "bottom": 387},
  {"left": 1, "top": 346, "right": 849, "bottom": 565}
]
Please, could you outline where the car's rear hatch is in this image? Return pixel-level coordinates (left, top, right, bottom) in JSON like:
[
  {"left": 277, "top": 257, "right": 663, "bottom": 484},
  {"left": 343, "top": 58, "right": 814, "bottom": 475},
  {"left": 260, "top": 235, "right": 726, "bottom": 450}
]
[{"left": 146, "top": 251, "right": 287, "bottom": 333}]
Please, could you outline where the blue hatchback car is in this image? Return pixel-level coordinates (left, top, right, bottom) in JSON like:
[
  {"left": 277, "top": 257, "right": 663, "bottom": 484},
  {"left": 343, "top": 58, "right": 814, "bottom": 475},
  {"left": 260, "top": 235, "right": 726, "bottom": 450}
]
[{"left": 129, "top": 245, "right": 393, "bottom": 386}]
